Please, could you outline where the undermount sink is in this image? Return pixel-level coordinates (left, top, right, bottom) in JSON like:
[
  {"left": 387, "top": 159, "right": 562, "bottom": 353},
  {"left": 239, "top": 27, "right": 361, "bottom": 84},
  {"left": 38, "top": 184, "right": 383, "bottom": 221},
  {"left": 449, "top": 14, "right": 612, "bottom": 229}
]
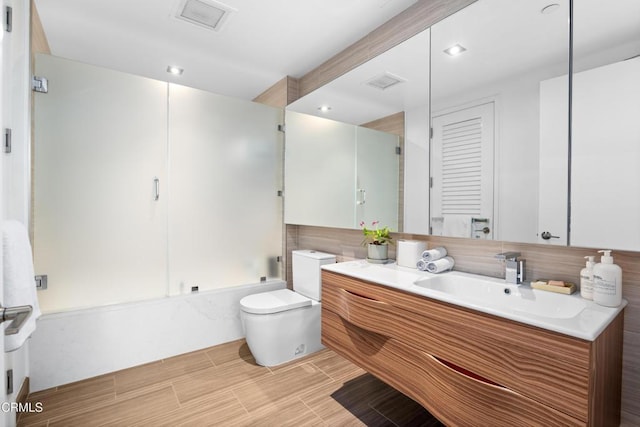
[
  {"left": 321, "top": 260, "right": 628, "bottom": 340},
  {"left": 413, "top": 275, "right": 587, "bottom": 319}
]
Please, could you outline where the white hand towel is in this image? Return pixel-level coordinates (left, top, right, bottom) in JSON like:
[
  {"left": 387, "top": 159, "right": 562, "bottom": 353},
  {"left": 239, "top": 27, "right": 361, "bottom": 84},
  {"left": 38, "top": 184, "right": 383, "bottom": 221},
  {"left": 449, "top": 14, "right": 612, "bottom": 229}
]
[
  {"left": 3, "top": 220, "right": 41, "bottom": 352},
  {"left": 442, "top": 215, "right": 471, "bottom": 238},
  {"left": 421, "top": 247, "right": 447, "bottom": 262},
  {"left": 426, "top": 256, "right": 455, "bottom": 274}
]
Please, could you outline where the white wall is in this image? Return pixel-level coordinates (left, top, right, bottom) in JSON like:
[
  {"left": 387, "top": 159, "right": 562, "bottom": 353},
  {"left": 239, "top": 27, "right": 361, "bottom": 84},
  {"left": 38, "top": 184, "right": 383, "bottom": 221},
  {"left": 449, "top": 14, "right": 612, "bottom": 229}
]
[
  {"left": 2, "top": 0, "right": 30, "bottom": 226},
  {"left": 2, "top": 0, "right": 32, "bottom": 426},
  {"left": 0, "top": 4, "right": 6, "bottom": 425}
]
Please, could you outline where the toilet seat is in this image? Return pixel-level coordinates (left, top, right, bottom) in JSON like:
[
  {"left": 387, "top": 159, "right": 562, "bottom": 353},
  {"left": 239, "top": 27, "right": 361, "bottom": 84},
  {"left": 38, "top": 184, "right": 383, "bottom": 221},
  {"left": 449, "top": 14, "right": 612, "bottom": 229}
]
[{"left": 240, "top": 289, "right": 312, "bottom": 315}]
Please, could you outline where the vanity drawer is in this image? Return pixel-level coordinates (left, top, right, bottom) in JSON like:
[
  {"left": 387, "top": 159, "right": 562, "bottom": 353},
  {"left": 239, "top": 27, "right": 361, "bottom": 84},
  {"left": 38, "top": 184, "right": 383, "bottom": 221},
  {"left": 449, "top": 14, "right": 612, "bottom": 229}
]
[
  {"left": 322, "top": 309, "right": 583, "bottom": 427},
  {"left": 322, "top": 270, "right": 591, "bottom": 422}
]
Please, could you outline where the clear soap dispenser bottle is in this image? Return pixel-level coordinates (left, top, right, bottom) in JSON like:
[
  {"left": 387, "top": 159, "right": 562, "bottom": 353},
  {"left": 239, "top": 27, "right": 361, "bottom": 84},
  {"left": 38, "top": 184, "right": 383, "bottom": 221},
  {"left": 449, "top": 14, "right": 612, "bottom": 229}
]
[
  {"left": 580, "top": 256, "right": 595, "bottom": 300},
  {"left": 593, "top": 250, "right": 623, "bottom": 307}
]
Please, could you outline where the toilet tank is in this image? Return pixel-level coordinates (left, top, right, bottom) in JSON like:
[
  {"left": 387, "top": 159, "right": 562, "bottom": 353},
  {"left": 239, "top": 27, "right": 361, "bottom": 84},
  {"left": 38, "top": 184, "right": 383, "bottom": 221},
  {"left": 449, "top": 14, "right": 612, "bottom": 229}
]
[{"left": 292, "top": 250, "right": 336, "bottom": 301}]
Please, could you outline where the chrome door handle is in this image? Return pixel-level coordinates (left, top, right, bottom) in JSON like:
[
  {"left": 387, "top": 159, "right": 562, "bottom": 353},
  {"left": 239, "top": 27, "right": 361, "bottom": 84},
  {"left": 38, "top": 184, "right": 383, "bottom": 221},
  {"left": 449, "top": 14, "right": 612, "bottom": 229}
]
[
  {"left": 153, "top": 177, "right": 160, "bottom": 201},
  {"left": 541, "top": 231, "right": 560, "bottom": 240},
  {"left": 1, "top": 304, "right": 33, "bottom": 335}
]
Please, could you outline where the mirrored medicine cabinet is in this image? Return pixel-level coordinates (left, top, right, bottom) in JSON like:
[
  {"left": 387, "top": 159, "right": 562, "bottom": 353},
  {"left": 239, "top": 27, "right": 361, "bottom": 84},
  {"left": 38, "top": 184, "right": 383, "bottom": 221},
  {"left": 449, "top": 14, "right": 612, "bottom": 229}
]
[{"left": 284, "top": 0, "right": 640, "bottom": 251}]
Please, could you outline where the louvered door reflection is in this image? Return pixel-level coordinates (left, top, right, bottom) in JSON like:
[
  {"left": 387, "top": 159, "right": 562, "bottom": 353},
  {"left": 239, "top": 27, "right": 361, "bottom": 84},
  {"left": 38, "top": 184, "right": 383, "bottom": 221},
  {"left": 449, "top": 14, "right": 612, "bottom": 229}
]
[{"left": 430, "top": 102, "right": 494, "bottom": 238}]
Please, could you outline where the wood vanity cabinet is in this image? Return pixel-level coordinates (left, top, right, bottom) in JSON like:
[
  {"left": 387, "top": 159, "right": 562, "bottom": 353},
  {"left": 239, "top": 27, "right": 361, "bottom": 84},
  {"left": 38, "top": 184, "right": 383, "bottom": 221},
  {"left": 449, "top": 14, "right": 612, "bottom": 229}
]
[{"left": 321, "top": 270, "right": 624, "bottom": 426}]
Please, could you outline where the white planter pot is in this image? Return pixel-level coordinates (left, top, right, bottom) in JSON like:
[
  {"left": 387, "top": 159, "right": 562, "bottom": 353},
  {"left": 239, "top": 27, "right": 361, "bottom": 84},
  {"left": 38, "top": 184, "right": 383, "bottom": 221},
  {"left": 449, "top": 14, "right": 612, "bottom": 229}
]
[{"left": 367, "top": 243, "right": 388, "bottom": 261}]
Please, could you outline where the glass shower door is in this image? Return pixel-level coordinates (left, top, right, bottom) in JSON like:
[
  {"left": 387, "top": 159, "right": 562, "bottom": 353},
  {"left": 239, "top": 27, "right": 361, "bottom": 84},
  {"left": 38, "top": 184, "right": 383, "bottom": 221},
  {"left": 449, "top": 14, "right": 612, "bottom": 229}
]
[
  {"left": 33, "top": 55, "right": 284, "bottom": 311},
  {"left": 33, "top": 54, "right": 168, "bottom": 312}
]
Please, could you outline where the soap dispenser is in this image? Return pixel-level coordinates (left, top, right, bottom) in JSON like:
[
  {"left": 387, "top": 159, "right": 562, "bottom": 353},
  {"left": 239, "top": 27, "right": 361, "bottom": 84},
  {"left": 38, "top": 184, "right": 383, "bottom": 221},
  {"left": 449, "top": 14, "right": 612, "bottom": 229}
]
[
  {"left": 580, "top": 256, "right": 595, "bottom": 300},
  {"left": 593, "top": 250, "right": 623, "bottom": 307}
]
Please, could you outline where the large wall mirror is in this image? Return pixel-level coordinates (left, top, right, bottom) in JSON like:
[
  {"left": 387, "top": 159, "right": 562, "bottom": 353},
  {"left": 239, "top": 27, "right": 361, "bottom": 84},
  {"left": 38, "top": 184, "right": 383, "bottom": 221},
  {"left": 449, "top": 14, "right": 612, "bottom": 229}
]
[
  {"left": 285, "top": 0, "right": 640, "bottom": 251},
  {"left": 430, "top": 0, "right": 569, "bottom": 244},
  {"left": 285, "top": 0, "right": 571, "bottom": 243}
]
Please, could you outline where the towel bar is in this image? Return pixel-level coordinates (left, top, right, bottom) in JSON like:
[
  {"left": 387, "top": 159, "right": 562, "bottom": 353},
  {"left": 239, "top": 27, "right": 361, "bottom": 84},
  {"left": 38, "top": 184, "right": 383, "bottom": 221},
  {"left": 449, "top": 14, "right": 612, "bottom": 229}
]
[{"left": 0, "top": 304, "right": 32, "bottom": 335}]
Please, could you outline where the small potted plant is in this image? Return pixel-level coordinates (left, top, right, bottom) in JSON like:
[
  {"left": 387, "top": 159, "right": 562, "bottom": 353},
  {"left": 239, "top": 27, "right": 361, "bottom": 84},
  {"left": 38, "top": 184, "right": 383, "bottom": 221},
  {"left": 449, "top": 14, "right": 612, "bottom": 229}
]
[{"left": 361, "top": 220, "right": 393, "bottom": 262}]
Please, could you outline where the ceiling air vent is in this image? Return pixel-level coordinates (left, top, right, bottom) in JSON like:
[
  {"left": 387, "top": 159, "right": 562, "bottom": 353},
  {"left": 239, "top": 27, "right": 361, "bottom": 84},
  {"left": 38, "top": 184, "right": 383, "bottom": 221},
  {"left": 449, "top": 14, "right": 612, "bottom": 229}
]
[
  {"left": 364, "top": 72, "right": 406, "bottom": 90},
  {"left": 176, "top": 0, "right": 237, "bottom": 32}
]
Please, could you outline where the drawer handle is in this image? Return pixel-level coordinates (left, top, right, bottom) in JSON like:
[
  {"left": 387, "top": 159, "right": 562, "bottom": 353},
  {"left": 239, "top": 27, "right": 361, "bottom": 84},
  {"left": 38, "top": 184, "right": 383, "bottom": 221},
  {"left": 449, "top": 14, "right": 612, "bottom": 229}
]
[{"left": 433, "top": 356, "right": 505, "bottom": 389}]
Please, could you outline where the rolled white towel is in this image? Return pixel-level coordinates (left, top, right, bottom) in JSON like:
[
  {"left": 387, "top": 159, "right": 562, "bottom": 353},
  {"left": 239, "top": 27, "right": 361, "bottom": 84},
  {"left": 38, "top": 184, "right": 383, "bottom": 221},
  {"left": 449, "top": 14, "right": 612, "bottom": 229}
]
[
  {"left": 426, "top": 256, "right": 455, "bottom": 274},
  {"left": 416, "top": 259, "right": 429, "bottom": 271},
  {"left": 421, "top": 247, "right": 447, "bottom": 262}
]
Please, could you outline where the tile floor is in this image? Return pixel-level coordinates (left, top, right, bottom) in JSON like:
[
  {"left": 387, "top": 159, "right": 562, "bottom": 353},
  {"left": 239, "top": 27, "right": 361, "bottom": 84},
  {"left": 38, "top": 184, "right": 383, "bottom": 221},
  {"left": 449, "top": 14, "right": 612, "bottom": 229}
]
[{"left": 18, "top": 339, "right": 442, "bottom": 426}]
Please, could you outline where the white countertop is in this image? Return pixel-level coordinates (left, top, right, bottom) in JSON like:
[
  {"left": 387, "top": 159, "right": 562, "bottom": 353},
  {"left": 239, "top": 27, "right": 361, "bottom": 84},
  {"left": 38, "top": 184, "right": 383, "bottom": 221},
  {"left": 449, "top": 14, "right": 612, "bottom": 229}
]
[{"left": 322, "top": 260, "right": 627, "bottom": 341}]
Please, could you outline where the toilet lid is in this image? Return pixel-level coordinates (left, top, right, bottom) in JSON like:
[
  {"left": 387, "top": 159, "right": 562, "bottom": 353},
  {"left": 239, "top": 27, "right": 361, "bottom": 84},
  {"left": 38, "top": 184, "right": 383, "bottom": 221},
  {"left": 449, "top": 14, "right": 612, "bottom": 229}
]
[{"left": 240, "top": 289, "right": 312, "bottom": 314}]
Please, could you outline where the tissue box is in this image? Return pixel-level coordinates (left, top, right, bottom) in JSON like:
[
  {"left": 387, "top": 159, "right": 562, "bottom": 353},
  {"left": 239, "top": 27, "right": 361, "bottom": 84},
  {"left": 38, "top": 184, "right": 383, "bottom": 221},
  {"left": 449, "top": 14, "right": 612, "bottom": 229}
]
[{"left": 396, "top": 240, "right": 427, "bottom": 268}]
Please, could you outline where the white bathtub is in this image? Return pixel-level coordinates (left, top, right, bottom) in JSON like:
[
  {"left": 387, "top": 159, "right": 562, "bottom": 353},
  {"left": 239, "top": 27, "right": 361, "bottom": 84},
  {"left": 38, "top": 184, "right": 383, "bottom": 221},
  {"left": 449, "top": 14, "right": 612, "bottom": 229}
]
[{"left": 28, "top": 280, "right": 286, "bottom": 392}]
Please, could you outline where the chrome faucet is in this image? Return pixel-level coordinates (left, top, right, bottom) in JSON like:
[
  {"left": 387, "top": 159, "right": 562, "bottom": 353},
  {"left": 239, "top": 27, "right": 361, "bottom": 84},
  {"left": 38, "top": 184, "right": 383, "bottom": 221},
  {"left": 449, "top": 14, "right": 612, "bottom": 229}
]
[{"left": 495, "top": 252, "right": 526, "bottom": 284}]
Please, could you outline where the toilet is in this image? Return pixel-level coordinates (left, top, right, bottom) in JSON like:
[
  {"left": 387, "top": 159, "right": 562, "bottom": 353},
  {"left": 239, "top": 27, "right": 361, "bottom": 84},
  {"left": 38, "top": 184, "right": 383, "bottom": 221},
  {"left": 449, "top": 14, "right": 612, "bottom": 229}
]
[{"left": 240, "top": 250, "right": 336, "bottom": 366}]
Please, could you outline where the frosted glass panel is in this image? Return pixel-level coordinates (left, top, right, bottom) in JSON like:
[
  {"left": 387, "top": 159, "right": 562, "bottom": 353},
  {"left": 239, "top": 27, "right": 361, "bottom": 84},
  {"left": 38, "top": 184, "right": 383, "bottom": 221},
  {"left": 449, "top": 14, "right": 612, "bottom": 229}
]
[
  {"left": 33, "top": 54, "right": 168, "bottom": 312},
  {"left": 168, "top": 84, "right": 283, "bottom": 294},
  {"left": 356, "top": 127, "right": 399, "bottom": 229},
  {"left": 284, "top": 111, "right": 356, "bottom": 228}
]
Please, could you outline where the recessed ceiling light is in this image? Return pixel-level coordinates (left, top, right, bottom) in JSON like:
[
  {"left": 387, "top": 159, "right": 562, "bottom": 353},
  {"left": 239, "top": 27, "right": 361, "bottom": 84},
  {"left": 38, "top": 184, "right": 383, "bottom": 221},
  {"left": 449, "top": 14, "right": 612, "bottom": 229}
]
[
  {"left": 541, "top": 3, "right": 560, "bottom": 14},
  {"left": 444, "top": 44, "right": 467, "bottom": 56},
  {"left": 318, "top": 105, "right": 332, "bottom": 113},
  {"left": 167, "top": 66, "right": 184, "bottom": 75}
]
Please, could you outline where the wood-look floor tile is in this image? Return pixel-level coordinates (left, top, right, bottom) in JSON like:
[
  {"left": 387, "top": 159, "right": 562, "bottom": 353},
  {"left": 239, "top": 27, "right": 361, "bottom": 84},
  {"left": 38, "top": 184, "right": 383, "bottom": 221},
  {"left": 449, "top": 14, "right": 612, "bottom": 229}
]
[
  {"left": 299, "top": 373, "right": 396, "bottom": 426},
  {"left": 231, "top": 398, "right": 324, "bottom": 427},
  {"left": 48, "top": 384, "right": 179, "bottom": 427},
  {"left": 129, "top": 390, "right": 247, "bottom": 427},
  {"left": 309, "top": 350, "right": 367, "bottom": 382},
  {"left": 20, "top": 341, "right": 438, "bottom": 426},
  {"left": 265, "top": 348, "right": 333, "bottom": 374},
  {"left": 205, "top": 339, "right": 253, "bottom": 366},
  {"left": 15, "top": 419, "right": 48, "bottom": 427},
  {"left": 115, "top": 351, "right": 212, "bottom": 395},
  {"left": 234, "top": 363, "right": 333, "bottom": 413},
  {"left": 172, "top": 357, "right": 272, "bottom": 404},
  {"left": 19, "top": 375, "right": 115, "bottom": 425}
]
